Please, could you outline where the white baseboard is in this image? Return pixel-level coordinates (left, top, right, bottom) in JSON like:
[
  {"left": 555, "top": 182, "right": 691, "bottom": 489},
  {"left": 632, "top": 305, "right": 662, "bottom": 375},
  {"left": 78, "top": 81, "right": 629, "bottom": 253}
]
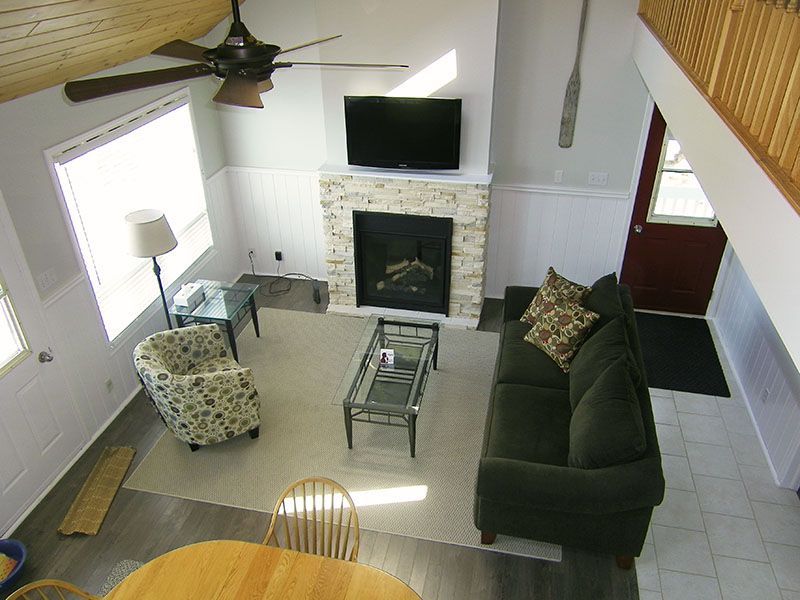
[{"left": 4, "top": 385, "right": 143, "bottom": 536}]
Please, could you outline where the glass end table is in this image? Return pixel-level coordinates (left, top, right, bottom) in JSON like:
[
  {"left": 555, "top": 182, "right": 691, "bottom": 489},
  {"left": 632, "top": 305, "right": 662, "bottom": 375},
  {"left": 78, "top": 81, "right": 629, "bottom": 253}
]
[
  {"left": 340, "top": 315, "right": 440, "bottom": 457},
  {"left": 168, "top": 279, "right": 260, "bottom": 361}
]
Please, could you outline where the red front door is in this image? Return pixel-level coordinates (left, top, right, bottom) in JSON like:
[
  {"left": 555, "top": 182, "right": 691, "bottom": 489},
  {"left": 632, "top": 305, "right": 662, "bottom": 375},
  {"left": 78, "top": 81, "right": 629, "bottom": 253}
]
[{"left": 620, "top": 106, "right": 728, "bottom": 315}]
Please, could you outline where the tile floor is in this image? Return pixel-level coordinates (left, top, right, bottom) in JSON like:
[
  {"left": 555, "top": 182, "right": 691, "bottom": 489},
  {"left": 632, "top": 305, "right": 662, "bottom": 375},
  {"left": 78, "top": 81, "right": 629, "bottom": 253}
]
[{"left": 637, "top": 387, "right": 800, "bottom": 600}]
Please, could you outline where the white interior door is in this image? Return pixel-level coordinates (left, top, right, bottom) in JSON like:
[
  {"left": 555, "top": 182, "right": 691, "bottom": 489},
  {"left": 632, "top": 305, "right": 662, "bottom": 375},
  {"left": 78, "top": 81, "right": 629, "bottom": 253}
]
[{"left": 0, "top": 190, "right": 83, "bottom": 534}]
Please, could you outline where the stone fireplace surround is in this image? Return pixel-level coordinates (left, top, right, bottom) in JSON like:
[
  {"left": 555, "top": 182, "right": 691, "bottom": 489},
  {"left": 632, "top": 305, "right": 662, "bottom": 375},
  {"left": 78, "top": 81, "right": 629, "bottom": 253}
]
[{"left": 319, "top": 168, "right": 491, "bottom": 328}]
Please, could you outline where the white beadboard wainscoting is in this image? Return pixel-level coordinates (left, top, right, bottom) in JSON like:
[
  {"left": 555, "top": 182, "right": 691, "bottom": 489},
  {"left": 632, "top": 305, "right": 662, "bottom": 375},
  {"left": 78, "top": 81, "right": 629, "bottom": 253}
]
[
  {"left": 484, "top": 185, "right": 634, "bottom": 298},
  {"left": 711, "top": 245, "right": 800, "bottom": 489},
  {"left": 4, "top": 169, "right": 241, "bottom": 534},
  {"left": 226, "top": 167, "right": 327, "bottom": 280}
]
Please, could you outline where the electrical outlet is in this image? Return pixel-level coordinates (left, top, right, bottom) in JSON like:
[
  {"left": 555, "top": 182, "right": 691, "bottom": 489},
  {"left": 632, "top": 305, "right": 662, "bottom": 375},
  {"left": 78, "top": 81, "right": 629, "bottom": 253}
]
[
  {"left": 248, "top": 249, "right": 256, "bottom": 258},
  {"left": 761, "top": 387, "right": 770, "bottom": 403},
  {"left": 554, "top": 169, "right": 564, "bottom": 184},
  {"left": 275, "top": 250, "right": 283, "bottom": 261},
  {"left": 105, "top": 379, "right": 114, "bottom": 393},
  {"left": 37, "top": 268, "right": 57, "bottom": 291},
  {"left": 588, "top": 171, "right": 609, "bottom": 186}
]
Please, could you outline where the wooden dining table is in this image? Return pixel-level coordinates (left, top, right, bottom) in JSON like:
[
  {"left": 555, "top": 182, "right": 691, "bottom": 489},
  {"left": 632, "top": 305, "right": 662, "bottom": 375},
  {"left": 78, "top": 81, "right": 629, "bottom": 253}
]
[{"left": 104, "top": 540, "right": 421, "bottom": 599}]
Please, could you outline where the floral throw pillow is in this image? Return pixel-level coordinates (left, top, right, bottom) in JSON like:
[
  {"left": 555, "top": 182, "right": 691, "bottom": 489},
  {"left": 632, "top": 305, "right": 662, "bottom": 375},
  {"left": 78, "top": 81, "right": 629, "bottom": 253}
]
[
  {"left": 523, "top": 301, "right": 600, "bottom": 372},
  {"left": 521, "top": 267, "right": 592, "bottom": 326}
]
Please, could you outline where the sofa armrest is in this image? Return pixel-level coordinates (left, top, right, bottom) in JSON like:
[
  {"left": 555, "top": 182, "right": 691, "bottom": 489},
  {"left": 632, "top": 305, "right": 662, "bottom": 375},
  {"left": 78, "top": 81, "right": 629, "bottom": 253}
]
[
  {"left": 503, "top": 286, "right": 537, "bottom": 322},
  {"left": 477, "top": 456, "right": 665, "bottom": 514}
]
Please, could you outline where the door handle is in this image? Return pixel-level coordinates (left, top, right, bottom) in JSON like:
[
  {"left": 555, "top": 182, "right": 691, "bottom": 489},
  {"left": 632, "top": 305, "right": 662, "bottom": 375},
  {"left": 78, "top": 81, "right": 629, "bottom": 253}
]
[
  {"left": 633, "top": 224, "right": 643, "bottom": 235},
  {"left": 38, "top": 349, "right": 54, "bottom": 363}
]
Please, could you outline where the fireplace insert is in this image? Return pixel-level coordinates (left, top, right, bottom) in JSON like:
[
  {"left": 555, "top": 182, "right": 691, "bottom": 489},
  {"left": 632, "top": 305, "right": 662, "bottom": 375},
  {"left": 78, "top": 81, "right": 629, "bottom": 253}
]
[{"left": 353, "top": 211, "right": 452, "bottom": 314}]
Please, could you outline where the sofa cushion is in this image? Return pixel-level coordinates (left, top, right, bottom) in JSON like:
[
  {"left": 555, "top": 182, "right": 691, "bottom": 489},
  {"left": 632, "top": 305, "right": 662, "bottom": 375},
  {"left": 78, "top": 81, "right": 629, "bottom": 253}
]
[
  {"left": 569, "top": 317, "right": 629, "bottom": 410},
  {"left": 520, "top": 267, "right": 592, "bottom": 325},
  {"left": 584, "top": 273, "right": 624, "bottom": 331},
  {"left": 486, "top": 383, "right": 571, "bottom": 466},
  {"left": 496, "top": 321, "right": 570, "bottom": 390},
  {"left": 523, "top": 301, "right": 599, "bottom": 372},
  {"left": 568, "top": 358, "right": 646, "bottom": 469}
]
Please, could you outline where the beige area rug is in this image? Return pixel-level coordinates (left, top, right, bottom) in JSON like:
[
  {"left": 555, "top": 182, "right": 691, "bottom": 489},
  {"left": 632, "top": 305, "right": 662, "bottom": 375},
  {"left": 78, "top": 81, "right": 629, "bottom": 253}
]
[{"left": 124, "top": 308, "right": 561, "bottom": 561}]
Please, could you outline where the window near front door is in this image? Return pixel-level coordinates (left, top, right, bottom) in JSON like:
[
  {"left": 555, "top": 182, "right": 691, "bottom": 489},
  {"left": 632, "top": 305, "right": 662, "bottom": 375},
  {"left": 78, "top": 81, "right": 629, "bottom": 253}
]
[
  {"left": 0, "top": 274, "right": 30, "bottom": 376},
  {"left": 647, "top": 130, "right": 717, "bottom": 227},
  {"left": 49, "top": 91, "right": 213, "bottom": 343}
]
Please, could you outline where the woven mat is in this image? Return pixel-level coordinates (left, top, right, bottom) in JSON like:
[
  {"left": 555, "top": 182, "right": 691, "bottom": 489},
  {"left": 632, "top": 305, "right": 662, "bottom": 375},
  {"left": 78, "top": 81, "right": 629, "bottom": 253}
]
[{"left": 58, "top": 446, "right": 136, "bottom": 536}]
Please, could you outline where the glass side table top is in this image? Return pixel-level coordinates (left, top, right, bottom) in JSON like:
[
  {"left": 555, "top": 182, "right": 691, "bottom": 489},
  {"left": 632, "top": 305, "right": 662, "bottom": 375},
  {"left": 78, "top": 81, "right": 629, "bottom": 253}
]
[{"left": 168, "top": 279, "right": 259, "bottom": 321}]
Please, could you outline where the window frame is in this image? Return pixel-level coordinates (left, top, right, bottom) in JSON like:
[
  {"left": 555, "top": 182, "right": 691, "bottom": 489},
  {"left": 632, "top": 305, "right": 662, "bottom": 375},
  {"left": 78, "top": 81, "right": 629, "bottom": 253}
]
[
  {"left": 0, "top": 273, "right": 31, "bottom": 378},
  {"left": 44, "top": 88, "right": 216, "bottom": 351},
  {"left": 647, "top": 131, "right": 718, "bottom": 228}
]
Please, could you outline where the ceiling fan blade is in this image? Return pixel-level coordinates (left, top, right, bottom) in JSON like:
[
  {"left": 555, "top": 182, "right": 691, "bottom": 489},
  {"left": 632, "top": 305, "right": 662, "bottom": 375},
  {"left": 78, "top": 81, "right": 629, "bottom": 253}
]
[
  {"left": 274, "top": 61, "right": 409, "bottom": 68},
  {"left": 213, "top": 70, "right": 264, "bottom": 108},
  {"left": 276, "top": 34, "right": 343, "bottom": 55},
  {"left": 152, "top": 39, "right": 212, "bottom": 63},
  {"left": 64, "top": 64, "right": 214, "bottom": 102}
]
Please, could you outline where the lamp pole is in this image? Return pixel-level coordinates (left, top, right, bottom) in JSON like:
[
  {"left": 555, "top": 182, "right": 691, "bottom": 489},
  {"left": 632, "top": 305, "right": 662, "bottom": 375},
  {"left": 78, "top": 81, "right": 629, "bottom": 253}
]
[{"left": 152, "top": 256, "right": 172, "bottom": 329}]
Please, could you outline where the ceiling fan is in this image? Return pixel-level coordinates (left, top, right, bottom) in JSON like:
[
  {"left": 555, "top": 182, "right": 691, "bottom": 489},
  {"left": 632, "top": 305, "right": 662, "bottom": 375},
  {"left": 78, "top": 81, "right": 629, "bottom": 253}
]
[{"left": 64, "top": 0, "right": 408, "bottom": 109}]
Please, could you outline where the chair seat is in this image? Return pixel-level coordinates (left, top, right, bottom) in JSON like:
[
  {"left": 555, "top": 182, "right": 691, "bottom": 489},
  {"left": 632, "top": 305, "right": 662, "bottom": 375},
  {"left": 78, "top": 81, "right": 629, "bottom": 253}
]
[{"left": 187, "top": 356, "right": 242, "bottom": 375}]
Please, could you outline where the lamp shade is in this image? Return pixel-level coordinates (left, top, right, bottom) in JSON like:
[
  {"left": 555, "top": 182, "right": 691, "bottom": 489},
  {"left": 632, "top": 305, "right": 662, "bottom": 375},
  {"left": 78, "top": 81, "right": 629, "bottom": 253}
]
[{"left": 125, "top": 209, "right": 177, "bottom": 258}]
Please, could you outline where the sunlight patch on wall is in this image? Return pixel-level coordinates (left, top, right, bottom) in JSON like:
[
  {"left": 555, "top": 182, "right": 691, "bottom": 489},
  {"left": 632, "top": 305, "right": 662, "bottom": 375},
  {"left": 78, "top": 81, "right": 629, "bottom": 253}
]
[{"left": 387, "top": 49, "right": 457, "bottom": 97}]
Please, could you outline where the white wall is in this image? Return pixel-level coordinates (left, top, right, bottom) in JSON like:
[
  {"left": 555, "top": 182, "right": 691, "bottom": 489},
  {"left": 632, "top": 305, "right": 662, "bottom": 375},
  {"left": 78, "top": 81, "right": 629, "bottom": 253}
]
[
  {"left": 485, "top": 186, "right": 634, "bottom": 297},
  {"left": 490, "top": 0, "right": 649, "bottom": 192},
  {"left": 712, "top": 246, "right": 800, "bottom": 489},
  {"left": 203, "top": 0, "right": 499, "bottom": 175},
  {"left": 632, "top": 20, "right": 800, "bottom": 375},
  {"left": 315, "top": 0, "right": 500, "bottom": 175}
]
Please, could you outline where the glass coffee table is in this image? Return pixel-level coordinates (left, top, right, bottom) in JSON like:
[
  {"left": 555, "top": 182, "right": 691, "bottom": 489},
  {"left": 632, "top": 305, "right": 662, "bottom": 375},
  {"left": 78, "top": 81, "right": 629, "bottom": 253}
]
[
  {"left": 341, "top": 316, "right": 440, "bottom": 457},
  {"left": 168, "top": 279, "right": 260, "bottom": 362}
]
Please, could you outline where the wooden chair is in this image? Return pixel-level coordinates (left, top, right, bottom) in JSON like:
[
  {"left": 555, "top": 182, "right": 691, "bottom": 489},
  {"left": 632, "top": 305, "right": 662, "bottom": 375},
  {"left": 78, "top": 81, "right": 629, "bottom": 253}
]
[
  {"left": 263, "top": 477, "right": 360, "bottom": 561},
  {"left": 5, "top": 579, "right": 101, "bottom": 599}
]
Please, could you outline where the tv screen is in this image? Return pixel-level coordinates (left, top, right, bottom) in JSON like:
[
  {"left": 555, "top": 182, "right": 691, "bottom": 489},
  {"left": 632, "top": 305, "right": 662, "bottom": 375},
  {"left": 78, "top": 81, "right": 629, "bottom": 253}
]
[{"left": 344, "top": 96, "right": 461, "bottom": 170}]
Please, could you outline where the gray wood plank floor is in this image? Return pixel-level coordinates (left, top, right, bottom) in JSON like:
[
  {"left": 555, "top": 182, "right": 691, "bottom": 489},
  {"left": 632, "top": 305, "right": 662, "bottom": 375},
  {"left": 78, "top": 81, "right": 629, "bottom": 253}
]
[{"left": 10, "top": 276, "right": 639, "bottom": 599}]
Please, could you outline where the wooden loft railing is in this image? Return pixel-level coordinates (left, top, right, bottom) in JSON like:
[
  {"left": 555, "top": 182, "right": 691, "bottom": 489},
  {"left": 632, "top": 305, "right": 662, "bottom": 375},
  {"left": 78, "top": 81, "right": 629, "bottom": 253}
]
[{"left": 638, "top": 0, "right": 800, "bottom": 216}]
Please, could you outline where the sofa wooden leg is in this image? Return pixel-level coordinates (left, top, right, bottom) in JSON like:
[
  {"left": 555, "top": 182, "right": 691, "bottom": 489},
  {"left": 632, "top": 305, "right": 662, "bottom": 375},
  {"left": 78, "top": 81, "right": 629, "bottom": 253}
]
[
  {"left": 481, "top": 531, "right": 497, "bottom": 545},
  {"left": 248, "top": 426, "right": 260, "bottom": 439},
  {"left": 615, "top": 555, "right": 634, "bottom": 570},
  {"left": 188, "top": 443, "right": 200, "bottom": 452}
]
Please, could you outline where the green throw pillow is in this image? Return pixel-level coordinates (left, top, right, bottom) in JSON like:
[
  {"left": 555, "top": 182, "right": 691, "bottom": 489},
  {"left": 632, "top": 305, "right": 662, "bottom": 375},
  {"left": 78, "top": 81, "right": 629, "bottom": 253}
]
[
  {"left": 523, "top": 301, "right": 599, "bottom": 372},
  {"left": 520, "top": 267, "right": 592, "bottom": 326},
  {"left": 568, "top": 357, "right": 646, "bottom": 469}
]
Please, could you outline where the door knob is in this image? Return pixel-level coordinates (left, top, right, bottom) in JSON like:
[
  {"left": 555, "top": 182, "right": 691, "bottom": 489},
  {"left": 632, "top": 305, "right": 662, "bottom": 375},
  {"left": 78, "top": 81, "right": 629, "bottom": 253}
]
[
  {"left": 38, "top": 349, "right": 54, "bottom": 363},
  {"left": 633, "top": 224, "right": 643, "bottom": 235}
]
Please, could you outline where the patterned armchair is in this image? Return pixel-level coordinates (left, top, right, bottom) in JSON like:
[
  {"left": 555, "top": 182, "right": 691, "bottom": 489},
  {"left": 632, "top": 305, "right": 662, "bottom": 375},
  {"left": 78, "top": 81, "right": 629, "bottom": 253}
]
[{"left": 133, "top": 324, "right": 261, "bottom": 451}]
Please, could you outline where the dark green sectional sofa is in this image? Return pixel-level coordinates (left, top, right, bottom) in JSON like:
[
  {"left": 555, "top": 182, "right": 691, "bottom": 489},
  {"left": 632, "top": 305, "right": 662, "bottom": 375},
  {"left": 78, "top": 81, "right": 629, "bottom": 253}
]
[{"left": 474, "top": 277, "right": 665, "bottom": 567}]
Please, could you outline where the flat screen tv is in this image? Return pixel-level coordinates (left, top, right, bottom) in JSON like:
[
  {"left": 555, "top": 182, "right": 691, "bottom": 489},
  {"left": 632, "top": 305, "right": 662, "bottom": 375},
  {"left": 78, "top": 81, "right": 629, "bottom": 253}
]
[{"left": 344, "top": 96, "right": 461, "bottom": 170}]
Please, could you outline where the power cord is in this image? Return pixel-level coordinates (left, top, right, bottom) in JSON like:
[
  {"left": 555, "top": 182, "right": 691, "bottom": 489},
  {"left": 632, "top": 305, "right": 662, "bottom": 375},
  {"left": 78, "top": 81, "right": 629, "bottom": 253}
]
[{"left": 248, "top": 250, "right": 321, "bottom": 304}]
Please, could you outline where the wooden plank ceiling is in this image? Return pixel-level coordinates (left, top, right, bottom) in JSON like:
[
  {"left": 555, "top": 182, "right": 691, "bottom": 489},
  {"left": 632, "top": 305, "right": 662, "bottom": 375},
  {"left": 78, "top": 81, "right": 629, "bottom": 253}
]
[{"left": 0, "top": 0, "right": 241, "bottom": 104}]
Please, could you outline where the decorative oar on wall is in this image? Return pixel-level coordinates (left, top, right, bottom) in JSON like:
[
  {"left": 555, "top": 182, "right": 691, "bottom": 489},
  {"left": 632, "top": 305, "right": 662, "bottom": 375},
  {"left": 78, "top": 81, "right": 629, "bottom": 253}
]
[{"left": 559, "top": 0, "right": 590, "bottom": 148}]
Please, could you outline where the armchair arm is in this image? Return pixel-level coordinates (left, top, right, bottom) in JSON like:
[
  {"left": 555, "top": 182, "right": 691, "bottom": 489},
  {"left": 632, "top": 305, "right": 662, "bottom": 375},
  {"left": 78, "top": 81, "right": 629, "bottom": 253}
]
[{"left": 477, "top": 456, "right": 665, "bottom": 515}]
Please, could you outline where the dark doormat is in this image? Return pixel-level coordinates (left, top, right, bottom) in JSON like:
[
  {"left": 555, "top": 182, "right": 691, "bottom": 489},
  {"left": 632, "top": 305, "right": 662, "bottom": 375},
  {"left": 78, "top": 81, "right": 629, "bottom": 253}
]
[{"left": 634, "top": 312, "right": 731, "bottom": 397}]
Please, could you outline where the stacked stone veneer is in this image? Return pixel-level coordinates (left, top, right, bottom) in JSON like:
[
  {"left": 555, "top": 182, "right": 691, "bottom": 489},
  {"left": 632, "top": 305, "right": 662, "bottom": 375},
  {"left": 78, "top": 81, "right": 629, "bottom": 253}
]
[{"left": 319, "top": 174, "right": 491, "bottom": 322}]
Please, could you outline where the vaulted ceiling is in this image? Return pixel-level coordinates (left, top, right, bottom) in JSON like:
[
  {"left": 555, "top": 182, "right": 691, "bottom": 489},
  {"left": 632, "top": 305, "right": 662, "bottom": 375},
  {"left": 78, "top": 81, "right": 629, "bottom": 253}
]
[{"left": 0, "top": 0, "right": 242, "bottom": 104}]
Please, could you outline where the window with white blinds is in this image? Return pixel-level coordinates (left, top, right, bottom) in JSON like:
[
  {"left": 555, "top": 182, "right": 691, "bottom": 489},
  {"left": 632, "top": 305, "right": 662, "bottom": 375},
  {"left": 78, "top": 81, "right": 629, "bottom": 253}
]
[
  {"left": 51, "top": 94, "right": 212, "bottom": 342},
  {"left": 0, "top": 275, "right": 29, "bottom": 375}
]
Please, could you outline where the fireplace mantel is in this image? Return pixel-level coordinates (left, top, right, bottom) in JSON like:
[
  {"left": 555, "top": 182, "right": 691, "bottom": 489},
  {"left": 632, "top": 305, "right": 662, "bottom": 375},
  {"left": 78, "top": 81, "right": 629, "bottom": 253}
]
[{"left": 319, "top": 163, "right": 493, "bottom": 186}]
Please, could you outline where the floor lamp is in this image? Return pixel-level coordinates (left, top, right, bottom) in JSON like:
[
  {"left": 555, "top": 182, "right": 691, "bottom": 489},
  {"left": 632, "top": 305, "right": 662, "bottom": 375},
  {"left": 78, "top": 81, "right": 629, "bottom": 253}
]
[{"left": 125, "top": 209, "right": 178, "bottom": 330}]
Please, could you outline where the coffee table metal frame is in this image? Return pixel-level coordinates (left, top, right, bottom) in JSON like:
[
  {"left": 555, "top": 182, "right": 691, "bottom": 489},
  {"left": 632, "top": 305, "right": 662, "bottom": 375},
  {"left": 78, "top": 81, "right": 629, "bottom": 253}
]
[
  {"left": 342, "top": 317, "right": 439, "bottom": 457},
  {"left": 168, "top": 279, "right": 260, "bottom": 362}
]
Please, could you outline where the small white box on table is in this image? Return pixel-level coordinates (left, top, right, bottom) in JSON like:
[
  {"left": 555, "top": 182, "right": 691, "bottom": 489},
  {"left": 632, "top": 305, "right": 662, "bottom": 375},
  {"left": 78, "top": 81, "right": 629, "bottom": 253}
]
[{"left": 173, "top": 282, "right": 205, "bottom": 310}]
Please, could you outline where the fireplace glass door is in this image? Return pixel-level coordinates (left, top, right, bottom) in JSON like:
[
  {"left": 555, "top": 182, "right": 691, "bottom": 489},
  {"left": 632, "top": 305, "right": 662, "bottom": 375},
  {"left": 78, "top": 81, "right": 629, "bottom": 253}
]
[{"left": 353, "top": 212, "right": 452, "bottom": 314}]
